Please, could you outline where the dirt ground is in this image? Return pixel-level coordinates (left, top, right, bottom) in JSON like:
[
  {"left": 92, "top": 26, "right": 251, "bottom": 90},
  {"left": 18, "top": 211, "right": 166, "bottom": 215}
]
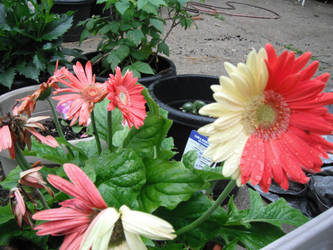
[
  {"left": 62, "top": 0, "right": 333, "bottom": 213},
  {"left": 65, "top": 0, "right": 333, "bottom": 90}
]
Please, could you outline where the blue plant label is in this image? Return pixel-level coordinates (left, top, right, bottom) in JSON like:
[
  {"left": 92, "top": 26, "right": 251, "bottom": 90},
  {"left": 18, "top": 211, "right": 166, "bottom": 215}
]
[{"left": 182, "top": 130, "right": 213, "bottom": 169}]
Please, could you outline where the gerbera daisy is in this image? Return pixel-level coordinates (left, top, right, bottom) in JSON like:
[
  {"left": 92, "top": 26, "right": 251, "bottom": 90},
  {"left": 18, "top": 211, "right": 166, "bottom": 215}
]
[
  {"left": 106, "top": 67, "right": 147, "bottom": 129},
  {"left": 80, "top": 205, "right": 176, "bottom": 250},
  {"left": 53, "top": 61, "right": 107, "bottom": 126},
  {"left": 32, "top": 163, "right": 108, "bottom": 250},
  {"left": 198, "top": 43, "right": 333, "bottom": 192},
  {"left": 0, "top": 113, "right": 59, "bottom": 158}
]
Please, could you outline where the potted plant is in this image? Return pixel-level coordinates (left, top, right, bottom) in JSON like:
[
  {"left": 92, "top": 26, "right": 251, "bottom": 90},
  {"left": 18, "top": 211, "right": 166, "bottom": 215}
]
[
  {"left": 0, "top": 44, "right": 332, "bottom": 249},
  {"left": 77, "top": 0, "right": 193, "bottom": 86},
  {"left": 0, "top": 0, "right": 80, "bottom": 95}
]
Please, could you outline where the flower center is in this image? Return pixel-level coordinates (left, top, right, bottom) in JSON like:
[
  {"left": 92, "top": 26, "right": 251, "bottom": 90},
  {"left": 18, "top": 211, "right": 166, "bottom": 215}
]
[
  {"left": 82, "top": 85, "right": 104, "bottom": 103},
  {"left": 119, "top": 92, "right": 128, "bottom": 105},
  {"left": 109, "top": 219, "right": 125, "bottom": 247},
  {"left": 242, "top": 90, "right": 290, "bottom": 140}
]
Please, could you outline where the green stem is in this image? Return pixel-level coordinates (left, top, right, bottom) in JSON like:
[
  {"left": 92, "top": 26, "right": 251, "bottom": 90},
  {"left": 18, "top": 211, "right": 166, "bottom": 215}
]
[
  {"left": 35, "top": 189, "right": 49, "bottom": 209},
  {"left": 107, "top": 111, "right": 113, "bottom": 151},
  {"left": 14, "top": 143, "right": 30, "bottom": 171},
  {"left": 91, "top": 110, "right": 102, "bottom": 154},
  {"left": 176, "top": 180, "right": 236, "bottom": 235},
  {"left": 47, "top": 98, "right": 74, "bottom": 157}
]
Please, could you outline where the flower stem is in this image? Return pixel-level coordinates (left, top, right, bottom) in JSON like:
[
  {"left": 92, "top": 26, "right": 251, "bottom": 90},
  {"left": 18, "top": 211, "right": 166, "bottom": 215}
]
[
  {"left": 46, "top": 98, "right": 74, "bottom": 157},
  {"left": 35, "top": 189, "right": 49, "bottom": 209},
  {"left": 176, "top": 180, "right": 236, "bottom": 235},
  {"left": 14, "top": 143, "right": 30, "bottom": 171},
  {"left": 91, "top": 110, "right": 102, "bottom": 154},
  {"left": 107, "top": 111, "right": 113, "bottom": 151}
]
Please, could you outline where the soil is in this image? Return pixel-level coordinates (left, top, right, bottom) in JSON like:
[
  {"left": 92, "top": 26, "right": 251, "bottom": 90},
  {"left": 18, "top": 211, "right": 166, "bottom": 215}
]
[{"left": 39, "top": 119, "right": 89, "bottom": 141}]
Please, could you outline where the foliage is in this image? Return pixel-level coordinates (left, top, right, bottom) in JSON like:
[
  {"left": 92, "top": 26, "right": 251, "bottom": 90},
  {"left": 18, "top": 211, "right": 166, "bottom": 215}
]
[
  {"left": 79, "top": 0, "right": 193, "bottom": 77},
  {"left": 0, "top": 83, "right": 309, "bottom": 249},
  {"left": 0, "top": 0, "right": 79, "bottom": 89}
]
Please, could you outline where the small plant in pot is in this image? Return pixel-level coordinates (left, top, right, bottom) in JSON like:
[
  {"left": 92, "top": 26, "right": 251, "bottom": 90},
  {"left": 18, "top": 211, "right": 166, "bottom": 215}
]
[
  {"left": 0, "top": 0, "right": 80, "bottom": 94},
  {"left": 77, "top": 0, "right": 193, "bottom": 85}
]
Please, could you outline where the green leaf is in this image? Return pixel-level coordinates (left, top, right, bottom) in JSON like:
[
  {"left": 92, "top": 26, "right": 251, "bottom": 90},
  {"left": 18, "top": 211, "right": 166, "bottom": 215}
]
[
  {"left": 126, "top": 30, "right": 144, "bottom": 46},
  {"left": 1, "top": 165, "right": 20, "bottom": 190},
  {"left": 247, "top": 189, "right": 309, "bottom": 227},
  {"left": 71, "top": 126, "right": 84, "bottom": 134},
  {"left": 137, "top": 0, "right": 149, "bottom": 10},
  {"left": 157, "top": 192, "right": 228, "bottom": 248},
  {"left": 150, "top": 18, "right": 164, "bottom": 33},
  {"left": 16, "top": 63, "right": 40, "bottom": 81},
  {"left": 0, "top": 220, "right": 22, "bottom": 246},
  {"left": 0, "top": 68, "right": 15, "bottom": 88},
  {"left": 123, "top": 112, "right": 172, "bottom": 158},
  {"left": 158, "top": 42, "right": 169, "bottom": 56},
  {"left": 86, "top": 148, "right": 146, "bottom": 209},
  {"left": 149, "top": 0, "right": 167, "bottom": 7},
  {"left": 138, "top": 159, "right": 208, "bottom": 212},
  {"left": 115, "top": 0, "right": 130, "bottom": 15},
  {"left": 106, "top": 51, "right": 121, "bottom": 71},
  {"left": 41, "top": 15, "right": 73, "bottom": 40},
  {"left": 220, "top": 223, "right": 285, "bottom": 250},
  {"left": 115, "top": 45, "right": 130, "bottom": 62},
  {"left": 132, "top": 61, "right": 154, "bottom": 75},
  {"left": 88, "top": 99, "right": 124, "bottom": 142},
  {"left": 0, "top": 204, "right": 14, "bottom": 224}
]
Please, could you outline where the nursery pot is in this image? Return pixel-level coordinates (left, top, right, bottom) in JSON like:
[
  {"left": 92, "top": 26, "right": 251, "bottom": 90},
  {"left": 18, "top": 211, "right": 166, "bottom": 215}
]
[
  {"left": 0, "top": 85, "right": 93, "bottom": 176},
  {"left": 149, "top": 74, "right": 217, "bottom": 159},
  {"left": 76, "top": 52, "right": 177, "bottom": 87},
  {"left": 52, "top": 0, "right": 95, "bottom": 42}
]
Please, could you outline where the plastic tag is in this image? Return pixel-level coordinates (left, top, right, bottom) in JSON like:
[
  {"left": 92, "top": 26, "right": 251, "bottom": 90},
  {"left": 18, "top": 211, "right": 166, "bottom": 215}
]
[{"left": 182, "top": 130, "right": 213, "bottom": 169}]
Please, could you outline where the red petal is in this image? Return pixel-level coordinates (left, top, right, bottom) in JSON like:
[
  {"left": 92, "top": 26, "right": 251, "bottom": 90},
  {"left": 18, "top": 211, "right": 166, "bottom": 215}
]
[
  {"left": 300, "top": 61, "right": 319, "bottom": 81},
  {"left": 293, "top": 52, "right": 311, "bottom": 72}
]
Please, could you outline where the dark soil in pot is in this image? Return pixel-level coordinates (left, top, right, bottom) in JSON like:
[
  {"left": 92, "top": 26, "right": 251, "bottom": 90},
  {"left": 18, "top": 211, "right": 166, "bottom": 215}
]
[
  {"left": 39, "top": 119, "right": 89, "bottom": 140},
  {"left": 74, "top": 52, "right": 177, "bottom": 87}
]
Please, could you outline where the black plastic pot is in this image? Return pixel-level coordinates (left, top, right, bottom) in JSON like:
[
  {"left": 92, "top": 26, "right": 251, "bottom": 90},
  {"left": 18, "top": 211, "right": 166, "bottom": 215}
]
[
  {"left": 149, "top": 74, "right": 218, "bottom": 158},
  {"left": 52, "top": 0, "right": 95, "bottom": 42},
  {"left": 75, "top": 52, "right": 177, "bottom": 87}
]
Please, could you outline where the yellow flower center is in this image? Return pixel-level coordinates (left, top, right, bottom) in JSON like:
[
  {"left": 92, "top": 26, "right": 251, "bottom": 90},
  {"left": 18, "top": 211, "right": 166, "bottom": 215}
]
[{"left": 243, "top": 90, "right": 290, "bottom": 140}]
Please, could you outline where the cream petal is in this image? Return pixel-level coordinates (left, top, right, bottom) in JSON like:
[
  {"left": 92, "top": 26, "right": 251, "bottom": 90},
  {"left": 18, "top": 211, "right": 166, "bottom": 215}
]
[
  {"left": 197, "top": 123, "right": 216, "bottom": 136},
  {"left": 80, "top": 208, "right": 120, "bottom": 250},
  {"left": 230, "top": 72, "right": 254, "bottom": 98},
  {"left": 222, "top": 138, "right": 247, "bottom": 177},
  {"left": 214, "top": 112, "right": 242, "bottom": 128},
  {"left": 120, "top": 205, "right": 176, "bottom": 241},
  {"left": 213, "top": 91, "right": 244, "bottom": 107},
  {"left": 112, "top": 241, "right": 131, "bottom": 250},
  {"left": 123, "top": 230, "right": 146, "bottom": 250},
  {"left": 208, "top": 124, "right": 244, "bottom": 144},
  {"left": 219, "top": 76, "right": 247, "bottom": 102},
  {"left": 224, "top": 62, "right": 237, "bottom": 75},
  {"left": 210, "top": 84, "right": 222, "bottom": 93}
]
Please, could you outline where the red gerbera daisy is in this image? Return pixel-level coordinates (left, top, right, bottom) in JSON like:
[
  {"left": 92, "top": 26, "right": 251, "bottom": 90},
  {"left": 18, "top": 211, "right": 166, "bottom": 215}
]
[
  {"left": 198, "top": 43, "right": 333, "bottom": 192},
  {"left": 106, "top": 67, "right": 147, "bottom": 129}
]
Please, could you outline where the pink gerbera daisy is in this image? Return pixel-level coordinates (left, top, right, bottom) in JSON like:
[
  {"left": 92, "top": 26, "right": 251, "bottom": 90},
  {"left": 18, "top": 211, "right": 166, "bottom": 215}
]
[
  {"left": 198, "top": 43, "right": 333, "bottom": 192},
  {"left": 106, "top": 67, "right": 147, "bottom": 129},
  {"left": 32, "top": 163, "right": 108, "bottom": 250},
  {"left": 53, "top": 61, "right": 107, "bottom": 126}
]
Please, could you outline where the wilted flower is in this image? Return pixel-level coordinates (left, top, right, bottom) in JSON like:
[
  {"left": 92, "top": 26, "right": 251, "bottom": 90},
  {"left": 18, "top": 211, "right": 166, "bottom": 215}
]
[
  {"left": 10, "top": 187, "right": 33, "bottom": 229},
  {"left": 19, "top": 164, "right": 54, "bottom": 197},
  {"left": 80, "top": 205, "right": 176, "bottom": 250},
  {"left": 106, "top": 67, "right": 147, "bottom": 129},
  {"left": 53, "top": 61, "right": 107, "bottom": 126},
  {"left": 32, "top": 163, "right": 108, "bottom": 250},
  {"left": 13, "top": 61, "right": 66, "bottom": 117},
  {"left": 199, "top": 43, "right": 333, "bottom": 192},
  {"left": 0, "top": 113, "right": 59, "bottom": 158}
]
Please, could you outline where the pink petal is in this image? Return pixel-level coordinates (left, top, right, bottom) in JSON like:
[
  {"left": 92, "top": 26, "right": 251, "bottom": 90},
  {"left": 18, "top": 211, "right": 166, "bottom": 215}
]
[
  {"left": 0, "top": 125, "right": 12, "bottom": 151},
  {"left": 33, "top": 207, "right": 89, "bottom": 221},
  {"left": 60, "top": 232, "right": 84, "bottom": 250},
  {"left": 63, "top": 164, "right": 107, "bottom": 209},
  {"left": 29, "top": 129, "right": 59, "bottom": 147}
]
